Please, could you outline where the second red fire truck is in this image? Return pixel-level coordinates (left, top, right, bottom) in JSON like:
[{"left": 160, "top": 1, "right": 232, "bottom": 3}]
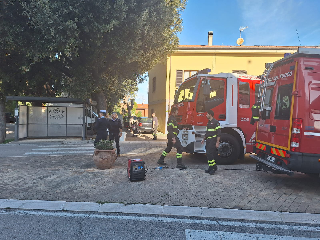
[{"left": 251, "top": 48, "right": 320, "bottom": 175}]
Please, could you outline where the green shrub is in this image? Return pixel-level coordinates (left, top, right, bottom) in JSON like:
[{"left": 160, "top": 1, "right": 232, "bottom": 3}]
[{"left": 95, "top": 140, "right": 114, "bottom": 150}]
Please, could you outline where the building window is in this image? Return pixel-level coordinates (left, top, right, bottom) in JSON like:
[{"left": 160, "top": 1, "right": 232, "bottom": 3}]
[
  {"left": 152, "top": 77, "right": 156, "bottom": 92},
  {"left": 232, "top": 70, "right": 247, "bottom": 74},
  {"left": 183, "top": 70, "right": 198, "bottom": 81},
  {"left": 176, "top": 70, "right": 198, "bottom": 88},
  {"left": 176, "top": 70, "right": 183, "bottom": 88},
  {"left": 275, "top": 83, "right": 293, "bottom": 120}
]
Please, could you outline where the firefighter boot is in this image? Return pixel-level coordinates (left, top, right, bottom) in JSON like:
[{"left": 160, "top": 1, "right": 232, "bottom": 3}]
[
  {"left": 176, "top": 158, "right": 187, "bottom": 170},
  {"left": 157, "top": 152, "right": 167, "bottom": 165},
  {"left": 205, "top": 165, "right": 217, "bottom": 175}
]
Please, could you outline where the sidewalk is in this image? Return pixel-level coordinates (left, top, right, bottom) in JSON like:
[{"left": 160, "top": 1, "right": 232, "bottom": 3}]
[{"left": 1, "top": 199, "right": 320, "bottom": 225}]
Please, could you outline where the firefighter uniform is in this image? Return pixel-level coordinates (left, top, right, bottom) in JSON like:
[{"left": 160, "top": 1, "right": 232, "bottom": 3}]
[
  {"left": 205, "top": 118, "right": 221, "bottom": 174},
  {"left": 109, "top": 117, "right": 122, "bottom": 156},
  {"left": 157, "top": 115, "right": 186, "bottom": 169},
  {"left": 250, "top": 103, "right": 260, "bottom": 125},
  {"left": 94, "top": 116, "right": 110, "bottom": 146},
  {"left": 152, "top": 113, "right": 158, "bottom": 140}
]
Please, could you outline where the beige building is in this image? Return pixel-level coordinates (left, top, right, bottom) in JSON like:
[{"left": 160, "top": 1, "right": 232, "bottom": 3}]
[{"left": 148, "top": 32, "right": 310, "bottom": 133}]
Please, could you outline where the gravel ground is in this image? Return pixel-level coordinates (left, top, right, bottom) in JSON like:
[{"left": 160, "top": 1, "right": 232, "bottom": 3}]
[{"left": 1, "top": 137, "right": 320, "bottom": 213}]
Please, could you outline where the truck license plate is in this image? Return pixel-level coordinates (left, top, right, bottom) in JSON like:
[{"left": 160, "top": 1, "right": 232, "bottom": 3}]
[
  {"left": 182, "top": 134, "right": 188, "bottom": 140},
  {"left": 266, "top": 155, "right": 275, "bottom": 163}
]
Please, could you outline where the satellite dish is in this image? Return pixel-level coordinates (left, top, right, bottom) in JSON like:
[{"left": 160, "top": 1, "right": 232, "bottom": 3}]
[{"left": 237, "top": 38, "right": 244, "bottom": 45}]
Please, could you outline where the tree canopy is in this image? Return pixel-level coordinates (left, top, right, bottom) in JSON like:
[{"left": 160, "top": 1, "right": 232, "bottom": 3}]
[{"left": 0, "top": 0, "right": 186, "bottom": 142}]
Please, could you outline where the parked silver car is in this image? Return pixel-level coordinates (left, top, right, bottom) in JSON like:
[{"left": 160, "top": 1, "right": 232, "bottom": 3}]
[{"left": 137, "top": 117, "right": 153, "bottom": 134}]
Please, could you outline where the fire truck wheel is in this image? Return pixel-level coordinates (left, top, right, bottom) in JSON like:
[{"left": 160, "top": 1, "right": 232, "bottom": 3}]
[{"left": 215, "top": 133, "right": 240, "bottom": 165}]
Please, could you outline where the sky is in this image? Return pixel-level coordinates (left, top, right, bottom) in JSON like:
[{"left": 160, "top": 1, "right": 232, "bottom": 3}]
[{"left": 135, "top": 0, "right": 320, "bottom": 104}]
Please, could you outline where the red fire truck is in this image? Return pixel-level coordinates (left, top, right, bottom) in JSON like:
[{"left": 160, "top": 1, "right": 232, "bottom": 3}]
[
  {"left": 172, "top": 70, "right": 261, "bottom": 164},
  {"left": 251, "top": 48, "right": 320, "bottom": 175}
]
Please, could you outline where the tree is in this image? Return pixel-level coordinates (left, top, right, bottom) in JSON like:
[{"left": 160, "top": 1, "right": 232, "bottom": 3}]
[
  {"left": 0, "top": 0, "right": 186, "bottom": 142},
  {"left": 136, "top": 111, "right": 143, "bottom": 118}
]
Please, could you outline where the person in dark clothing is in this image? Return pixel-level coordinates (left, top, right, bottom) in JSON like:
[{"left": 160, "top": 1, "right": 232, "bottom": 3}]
[
  {"left": 250, "top": 100, "right": 261, "bottom": 125},
  {"left": 157, "top": 107, "right": 187, "bottom": 169},
  {"left": 109, "top": 112, "right": 122, "bottom": 157},
  {"left": 152, "top": 112, "right": 158, "bottom": 140},
  {"left": 201, "top": 109, "right": 221, "bottom": 175},
  {"left": 94, "top": 110, "right": 110, "bottom": 146}
]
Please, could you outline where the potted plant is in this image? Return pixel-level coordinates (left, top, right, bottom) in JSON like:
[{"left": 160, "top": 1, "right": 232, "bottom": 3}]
[{"left": 93, "top": 140, "right": 117, "bottom": 169}]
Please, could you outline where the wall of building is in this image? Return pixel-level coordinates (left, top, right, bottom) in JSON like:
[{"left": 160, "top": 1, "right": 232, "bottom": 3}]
[
  {"left": 148, "top": 62, "right": 167, "bottom": 133},
  {"left": 149, "top": 48, "right": 298, "bottom": 133},
  {"left": 136, "top": 103, "right": 148, "bottom": 117}
]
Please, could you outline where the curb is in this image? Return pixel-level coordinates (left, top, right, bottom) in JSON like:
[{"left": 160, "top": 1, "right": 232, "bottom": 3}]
[{"left": 1, "top": 199, "right": 320, "bottom": 224}]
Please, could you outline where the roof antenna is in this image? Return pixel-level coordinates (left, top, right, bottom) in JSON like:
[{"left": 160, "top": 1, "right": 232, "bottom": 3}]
[
  {"left": 237, "top": 26, "right": 248, "bottom": 46},
  {"left": 296, "top": 29, "right": 301, "bottom": 46}
]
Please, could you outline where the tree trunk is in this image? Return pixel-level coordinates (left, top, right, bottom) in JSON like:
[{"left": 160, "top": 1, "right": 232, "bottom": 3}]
[
  {"left": 93, "top": 92, "right": 107, "bottom": 113},
  {"left": 0, "top": 96, "right": 6, "bottom": 143}
]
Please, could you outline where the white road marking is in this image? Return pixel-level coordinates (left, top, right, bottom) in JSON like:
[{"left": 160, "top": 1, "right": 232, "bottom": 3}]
[
  {"left": 32, "top": 147, "right": 94, "bottom": 150},
  {"left": 25, "top": 151, "right": 93, "bottom": 155},
  {"left": 1, "top": 210, "right": 320, "bottom": 233}
]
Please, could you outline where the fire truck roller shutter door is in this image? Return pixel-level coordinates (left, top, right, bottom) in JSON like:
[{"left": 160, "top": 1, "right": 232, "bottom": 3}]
[{"left": 214, "top": 133, "right": 240, "bottom": 164}]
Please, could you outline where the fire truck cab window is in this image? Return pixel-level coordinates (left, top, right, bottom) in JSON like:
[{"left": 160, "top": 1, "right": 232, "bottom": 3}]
[
  {"left": 275, "top": 83, "right": 293, "bottom": 120},
  {"left": 175, "top": 78, "right": 197, "bottom": 103},
  {"left": 255, "top": 84, "right": 261, "bottom": 102},
  {"left": 265, "top": 88, "right": 273, "bottom": 108},
  {"left": 261, "top": 88, "right": 273, "bottom": 120},
  {"left": 239, "top": 82, "right": 250, "bottom": 108},
  {"left": 196, "top": 79, "right": 225, "bottom": 112}
]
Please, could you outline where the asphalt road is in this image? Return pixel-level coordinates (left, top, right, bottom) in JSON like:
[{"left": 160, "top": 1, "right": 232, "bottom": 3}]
[{"left": 1, "top": 209, "right": 320, "bottom": 240}]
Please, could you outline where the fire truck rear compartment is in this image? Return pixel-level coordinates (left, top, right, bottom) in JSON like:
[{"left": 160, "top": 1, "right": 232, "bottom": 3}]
[{"left": 288, "top": 152, "right": 320, "bottom": 174}]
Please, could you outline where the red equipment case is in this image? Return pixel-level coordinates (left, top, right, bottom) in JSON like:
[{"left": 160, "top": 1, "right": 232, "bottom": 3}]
[{"left": 127, "top": 159, "right": 146, "bottom": 181}]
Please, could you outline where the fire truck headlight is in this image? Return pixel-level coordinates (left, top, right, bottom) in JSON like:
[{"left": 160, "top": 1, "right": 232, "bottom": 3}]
[{"left": 182, "top": 134, "right": 188, "bottom": 140}]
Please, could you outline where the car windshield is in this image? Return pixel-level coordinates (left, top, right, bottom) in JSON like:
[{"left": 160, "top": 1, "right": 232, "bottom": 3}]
[{"left": 139, "top": 118, "right": 152, "bottom": 123}]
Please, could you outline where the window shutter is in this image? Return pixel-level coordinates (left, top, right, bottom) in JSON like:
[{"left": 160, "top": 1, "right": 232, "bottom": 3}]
[
  {"left": 176, "top": 70, "right": 183, "bottom": 87},
  {"left": 152, "top": 77, "right": 156, "bottom": 92}
]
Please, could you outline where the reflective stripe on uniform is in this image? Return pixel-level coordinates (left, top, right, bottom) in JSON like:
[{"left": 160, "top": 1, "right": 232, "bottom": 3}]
[
  {"left": 208, "top": 159, "right": 216, "bottom": 166},
  {"left": 162, "top": 151, "right": 167, "bottom": 156},
  {"left": 207, "top": 126, "right": 221, "bottom": 131},
  {"left": 167, "top": 123, "right": 177, "bottom": 128},
  {"left": 253, "top": 116, "right": 259, "bottom": 119},
  {"left": 207, "top": 135, "right": 217, "bottom": 139},
  {"left": 176, "top": 153, "right": 182, "bottom": 158}
]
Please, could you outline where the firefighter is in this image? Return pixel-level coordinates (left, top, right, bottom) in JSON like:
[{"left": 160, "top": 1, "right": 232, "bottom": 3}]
[
  {"left": 157, "top": 107, "right": 187, "bottom": 169},
  {"left": 201, "top": 109, "right": 221, "bottom": 175},
  {"left": 94, "top": 110, "right": 110, "bottom": 146},
  {"left": 152, "top": 112, "right": 158, "bottom": 140},
  {"left": 109, "top": 112, "right": 123, "bottom": 157},
  {"left": 250, "top": 99, "right": 261, "bottom": 125}
]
